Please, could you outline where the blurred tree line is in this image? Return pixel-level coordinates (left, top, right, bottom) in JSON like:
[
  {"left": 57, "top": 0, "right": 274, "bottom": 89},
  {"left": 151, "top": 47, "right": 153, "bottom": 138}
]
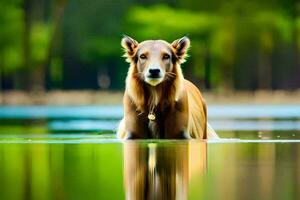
[{"left": 0, "top": 0, "right": 299, "bottom": 91}]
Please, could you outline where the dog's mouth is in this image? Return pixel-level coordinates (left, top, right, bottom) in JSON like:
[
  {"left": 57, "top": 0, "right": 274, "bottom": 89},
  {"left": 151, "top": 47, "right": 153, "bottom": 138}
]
[{"left": 145, "top": 77, "right": 164, "bottom": 86}]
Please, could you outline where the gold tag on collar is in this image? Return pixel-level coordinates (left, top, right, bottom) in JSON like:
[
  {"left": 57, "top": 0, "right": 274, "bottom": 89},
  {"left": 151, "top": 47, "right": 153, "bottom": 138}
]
[{"left": 148, "top": 113, "right": 156, "bottom": 121}]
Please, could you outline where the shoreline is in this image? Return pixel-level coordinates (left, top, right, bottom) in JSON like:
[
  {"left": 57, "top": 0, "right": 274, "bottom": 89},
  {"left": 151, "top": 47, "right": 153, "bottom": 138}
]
[{"left": 0, "top": 90, "right": 300, "bottom": 105}]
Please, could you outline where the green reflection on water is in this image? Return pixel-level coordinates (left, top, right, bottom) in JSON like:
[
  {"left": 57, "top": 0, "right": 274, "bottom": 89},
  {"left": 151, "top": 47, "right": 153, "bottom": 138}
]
[
  {"left": 0, "top": 140, "right": 299, "bottom": 200},
  {"left": 0, "top": 143, "right": 124, "bottom": 200}
]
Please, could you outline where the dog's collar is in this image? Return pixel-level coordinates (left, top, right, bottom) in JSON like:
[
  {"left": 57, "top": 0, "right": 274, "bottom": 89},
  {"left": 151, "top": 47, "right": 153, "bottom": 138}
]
[
  {"left": 148, "top": 112, "right": 156, "bottom": 121},
  {"left": 148, "top": 105, "right": 156, "bottom": 121}
]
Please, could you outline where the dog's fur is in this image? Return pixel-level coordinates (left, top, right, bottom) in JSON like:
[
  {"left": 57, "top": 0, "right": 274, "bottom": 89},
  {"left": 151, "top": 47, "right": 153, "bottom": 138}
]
[{"left": 118, "top": 36, "right": 218, "bottom": 139}]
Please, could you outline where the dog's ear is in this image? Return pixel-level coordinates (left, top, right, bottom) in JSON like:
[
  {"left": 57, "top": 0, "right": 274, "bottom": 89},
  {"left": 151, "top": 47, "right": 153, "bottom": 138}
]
[
  {"left": 171, "top": 36, "right": 190, "bottom": 63},
  {"left": 121, "top": 35, "right": 139, "bottom": 63}
]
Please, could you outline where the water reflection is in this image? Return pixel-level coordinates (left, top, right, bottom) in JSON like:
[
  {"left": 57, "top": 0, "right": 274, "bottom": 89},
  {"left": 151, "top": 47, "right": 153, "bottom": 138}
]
[
  {"left": 0, "top": 140, "right": 300, "bottom": 199},
  {"left": 123, "top": 141, "right": 207, "bottom": 200},
  {"left": 0, "top": 143, "right": 124, "bottom": 200}
]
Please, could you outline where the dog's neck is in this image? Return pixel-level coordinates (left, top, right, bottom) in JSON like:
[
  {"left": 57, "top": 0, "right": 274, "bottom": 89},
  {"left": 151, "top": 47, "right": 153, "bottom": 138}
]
[
  {"left": 126, "top": 63, "right": 184, "bottom": 113},
  {"left": 147, "top": 86, "right": 161, "bottom": 112}
]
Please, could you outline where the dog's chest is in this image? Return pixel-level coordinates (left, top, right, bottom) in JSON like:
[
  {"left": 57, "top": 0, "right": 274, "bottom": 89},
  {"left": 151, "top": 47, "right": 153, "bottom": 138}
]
[
  {"left": 146, "top": 108, "right": 168, "bottom": 138},
  {"left": 148, "top": 120, "right": 160, "bottom": 138},
  {"left": 145, "top": 95, "right": 171, "bottom": 138}
]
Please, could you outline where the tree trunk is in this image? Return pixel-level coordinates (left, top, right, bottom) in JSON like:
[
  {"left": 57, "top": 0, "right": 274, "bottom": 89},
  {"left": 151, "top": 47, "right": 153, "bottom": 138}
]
[
  {"left": 204, "top": 42, "right": 211, "bottom": 89},
  {"left": 258, "top": 31, "right": 273, "bottom": 90},
  {"left": 0, "top": 53, "right": 3, "bottom": 104},
  {"left": 22, "top": 0, "right": 32, "bottom": 91},
  {"left": 258, "top": 51, "right": 272, "bottom": 89},
  {"left": 44, "top": 0, "right": 67, "bottom": 90}
]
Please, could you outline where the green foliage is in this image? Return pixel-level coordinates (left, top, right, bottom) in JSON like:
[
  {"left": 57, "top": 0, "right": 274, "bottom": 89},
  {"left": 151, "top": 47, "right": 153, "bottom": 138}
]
[
  {"left": 30, "top": 23, "right": 53, "bottom": 65},
  {"left": 2, "top": 46, "right": 23, "bottom": 74},
  {"left": 125, "top": 5, "right": 219, "bottom": 40},
  {"left": 81, "top": 37, "right": 121, "bottom": 61},
  {"left": 0, "top": 1, "right": 53, "bottom": 75},
  {"left": 297, "top": 17, "right": 300, "bottom": 49},
  {"left": 123, "top": 4, "right": 298, "bottom": 90},
  {"left": 0, "top": 0, "right": 298, "bottom": 90},
  {"left": 50, "top": 57, "right": 63, "bottom": 85},
  {"left": 253, "top": 11, "right": 293, "bottom": 48},
  {"left": 0, "top": 0, "right": 23, "bottom": 74}
]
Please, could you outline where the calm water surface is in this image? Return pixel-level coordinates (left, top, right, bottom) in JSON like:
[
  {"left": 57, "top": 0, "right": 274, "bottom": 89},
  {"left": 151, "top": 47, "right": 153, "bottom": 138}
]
[{"left": 0, "top": 105, "right": 299, "bottom": 200}]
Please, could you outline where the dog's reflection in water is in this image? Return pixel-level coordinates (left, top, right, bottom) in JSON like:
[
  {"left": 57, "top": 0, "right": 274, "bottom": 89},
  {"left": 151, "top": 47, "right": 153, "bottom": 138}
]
[{"left": 123, "top": 141, "right": 207, "bottom": 200}]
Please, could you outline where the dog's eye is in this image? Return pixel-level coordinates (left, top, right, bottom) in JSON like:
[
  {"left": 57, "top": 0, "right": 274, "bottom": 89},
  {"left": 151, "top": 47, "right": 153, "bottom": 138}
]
[
  {"left": 162, "top": 54, "right": 170, "bottom": 59},
  {"left": 139, "top": 54, "right": 147, "bottom": 59}
]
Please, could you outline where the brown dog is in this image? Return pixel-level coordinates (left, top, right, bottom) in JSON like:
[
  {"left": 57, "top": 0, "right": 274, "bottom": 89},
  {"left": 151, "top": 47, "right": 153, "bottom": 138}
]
[{"left": 117, "top": 36, "right": 218, "bottom": 139}]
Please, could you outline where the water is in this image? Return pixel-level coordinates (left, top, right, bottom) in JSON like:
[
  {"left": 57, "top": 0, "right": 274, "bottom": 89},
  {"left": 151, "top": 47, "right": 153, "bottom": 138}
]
[{"left": 0, "top": 105, "right": 299, "bottom": 199}]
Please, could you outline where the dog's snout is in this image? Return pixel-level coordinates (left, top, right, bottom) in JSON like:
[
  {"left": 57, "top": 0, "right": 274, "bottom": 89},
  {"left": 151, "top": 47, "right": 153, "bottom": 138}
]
[{"left": 148, "top": 68, "right": 161, "bottom": 78}]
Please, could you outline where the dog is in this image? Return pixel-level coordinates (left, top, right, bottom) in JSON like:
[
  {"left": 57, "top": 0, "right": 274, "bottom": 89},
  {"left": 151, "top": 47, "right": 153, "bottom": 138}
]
[{"left": 117, "top": 36, "right": 218, "bottom": 139}]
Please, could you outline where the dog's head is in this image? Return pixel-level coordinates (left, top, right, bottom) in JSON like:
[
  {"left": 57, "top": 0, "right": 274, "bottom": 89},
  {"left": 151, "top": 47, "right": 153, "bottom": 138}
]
[{"left": 121, "top": 36, "right": 190, "bottom": 86}]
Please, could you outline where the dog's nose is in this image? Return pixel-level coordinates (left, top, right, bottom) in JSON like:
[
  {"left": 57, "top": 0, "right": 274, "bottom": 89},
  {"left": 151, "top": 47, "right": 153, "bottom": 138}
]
[{"left": 148, "top": 68, "right": 161, "bottom": 78}]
